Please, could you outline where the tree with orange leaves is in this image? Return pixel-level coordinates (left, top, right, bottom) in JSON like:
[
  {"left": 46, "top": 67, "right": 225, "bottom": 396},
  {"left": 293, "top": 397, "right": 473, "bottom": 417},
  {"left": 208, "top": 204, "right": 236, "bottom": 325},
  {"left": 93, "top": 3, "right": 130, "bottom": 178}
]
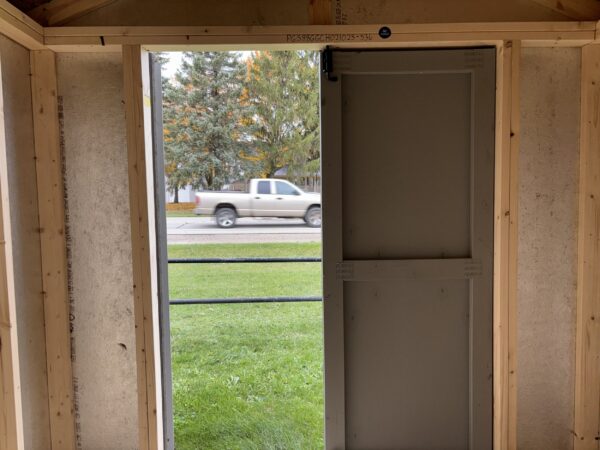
[{"left": 245, "top": 51, "right": 320, "bottom": 183}]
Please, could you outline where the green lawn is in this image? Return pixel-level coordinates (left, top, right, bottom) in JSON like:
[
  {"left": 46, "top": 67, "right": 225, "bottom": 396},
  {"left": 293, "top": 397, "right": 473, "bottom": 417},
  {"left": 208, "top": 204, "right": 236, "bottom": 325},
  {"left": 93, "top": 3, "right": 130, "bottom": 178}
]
[
  {"left": 168, "top": 243, "right": 324, "bottom": 449},
  {"left": 166, "top": 210, "right": 197, "bottom": 218}
]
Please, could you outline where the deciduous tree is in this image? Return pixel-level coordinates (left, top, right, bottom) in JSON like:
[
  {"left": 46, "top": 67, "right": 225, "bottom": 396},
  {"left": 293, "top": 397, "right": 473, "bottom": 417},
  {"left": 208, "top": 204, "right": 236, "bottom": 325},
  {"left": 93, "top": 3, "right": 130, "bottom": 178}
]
[{"left": 245, "top": 51, "right": 320, "bottom": 182}]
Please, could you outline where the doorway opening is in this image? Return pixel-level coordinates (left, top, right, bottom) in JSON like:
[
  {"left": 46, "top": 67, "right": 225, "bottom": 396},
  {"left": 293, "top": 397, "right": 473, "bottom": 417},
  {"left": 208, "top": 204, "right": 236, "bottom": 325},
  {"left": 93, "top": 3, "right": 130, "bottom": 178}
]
[{"left": 152, "top": 50, "right": 324, "bottom": 449}]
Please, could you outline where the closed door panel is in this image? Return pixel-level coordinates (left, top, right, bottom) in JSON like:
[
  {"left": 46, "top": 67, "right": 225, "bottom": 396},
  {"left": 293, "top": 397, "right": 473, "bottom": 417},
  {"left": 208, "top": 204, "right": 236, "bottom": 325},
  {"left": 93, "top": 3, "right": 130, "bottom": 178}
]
[
  {"left": 321, "top": 48, "right": 495, "bottom": 450},
  {"left": 342, "top": 72, "right": 471, "bottom": 260},
  {"left": 345, "top": 279, "right": 470, "bottom": 450}
]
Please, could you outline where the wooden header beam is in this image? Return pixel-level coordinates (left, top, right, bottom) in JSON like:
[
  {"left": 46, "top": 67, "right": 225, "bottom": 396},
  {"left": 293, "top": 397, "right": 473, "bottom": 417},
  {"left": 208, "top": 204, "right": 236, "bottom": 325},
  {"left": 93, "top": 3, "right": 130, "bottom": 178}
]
[{"left": 42, "top": 21, "right": 596, "bottom": 50}]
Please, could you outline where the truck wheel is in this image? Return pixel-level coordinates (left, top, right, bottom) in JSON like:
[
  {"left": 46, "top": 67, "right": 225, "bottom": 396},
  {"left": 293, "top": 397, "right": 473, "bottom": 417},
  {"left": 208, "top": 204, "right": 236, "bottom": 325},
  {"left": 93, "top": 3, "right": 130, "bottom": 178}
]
[
  {"left": 216, "top": 207, "right": 237, "bottom": 228},
  {"left": 304, "top": 206, "right": 321, "bottom": 228}
]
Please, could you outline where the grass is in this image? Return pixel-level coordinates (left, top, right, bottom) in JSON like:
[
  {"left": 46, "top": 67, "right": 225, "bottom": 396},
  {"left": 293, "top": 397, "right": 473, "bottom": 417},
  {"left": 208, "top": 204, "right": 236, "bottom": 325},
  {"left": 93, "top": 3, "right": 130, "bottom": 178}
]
[
  {"left": 168, "top": 242, "right": 324, "bottom": 449},
  {"left": 166, "top": 202, "right": 196, "bottom": 217},
  {"left": 166, "top": 210, "right": 197, "bottom": 218}
]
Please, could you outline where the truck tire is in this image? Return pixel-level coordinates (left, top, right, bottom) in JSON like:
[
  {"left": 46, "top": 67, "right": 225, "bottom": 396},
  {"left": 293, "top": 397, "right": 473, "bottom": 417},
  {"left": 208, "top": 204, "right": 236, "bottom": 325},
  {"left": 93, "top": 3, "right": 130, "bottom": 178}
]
[
  {"left": 304, "top": 206, "right": 321, "bottom": 228},
  {"left": 216, "top": 207, "right": 237, "bottom": 228}
]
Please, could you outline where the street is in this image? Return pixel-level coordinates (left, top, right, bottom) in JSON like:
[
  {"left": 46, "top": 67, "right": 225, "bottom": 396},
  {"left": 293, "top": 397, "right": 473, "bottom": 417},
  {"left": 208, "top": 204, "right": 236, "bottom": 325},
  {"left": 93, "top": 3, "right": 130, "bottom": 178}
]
[{"left": 166, "top": 216, "right": 321, "bottom": 244}]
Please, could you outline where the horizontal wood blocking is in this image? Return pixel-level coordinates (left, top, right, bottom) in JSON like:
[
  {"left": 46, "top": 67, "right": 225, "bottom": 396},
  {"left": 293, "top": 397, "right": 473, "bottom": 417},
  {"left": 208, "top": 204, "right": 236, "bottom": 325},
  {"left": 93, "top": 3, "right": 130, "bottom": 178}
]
[
  {"left": 42, "top": 22, "right": 596, "bottom": 49},
  {"left": 338, "top": 259, "right": 482, "bottom": 281}
]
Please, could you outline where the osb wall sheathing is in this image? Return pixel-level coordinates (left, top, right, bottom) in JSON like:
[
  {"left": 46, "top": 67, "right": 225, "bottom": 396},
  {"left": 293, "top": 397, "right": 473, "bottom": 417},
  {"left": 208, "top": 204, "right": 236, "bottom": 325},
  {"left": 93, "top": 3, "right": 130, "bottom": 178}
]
[
  {"left": 518, "top": 47, "right": 580, "bottom": 450},
  {"left": 65, "top": 0, "right": 567, "bottom": 26},
  {"left": 0, "top": 35, "right": 51, "bottom": 450},
  {"left": 57, "top": 52, "right": 138, "bottom": 449}
]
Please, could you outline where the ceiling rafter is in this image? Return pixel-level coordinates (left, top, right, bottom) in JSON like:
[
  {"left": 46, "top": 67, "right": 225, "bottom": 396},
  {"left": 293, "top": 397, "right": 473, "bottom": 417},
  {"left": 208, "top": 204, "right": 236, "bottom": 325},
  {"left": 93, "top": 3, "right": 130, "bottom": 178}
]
[
  {"left": 528, "top": 0, "right": 600, "bottom": 20},
  {"left": 28, "top": 0, "right": 117, "bottom": 26}
]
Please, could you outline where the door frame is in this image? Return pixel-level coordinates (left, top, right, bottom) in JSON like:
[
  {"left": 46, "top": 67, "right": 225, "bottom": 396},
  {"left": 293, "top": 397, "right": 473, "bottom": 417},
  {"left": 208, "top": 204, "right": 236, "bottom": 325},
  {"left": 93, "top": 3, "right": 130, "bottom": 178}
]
[{"left": 129, "top": 40, "right": 519, "bottom": 450}]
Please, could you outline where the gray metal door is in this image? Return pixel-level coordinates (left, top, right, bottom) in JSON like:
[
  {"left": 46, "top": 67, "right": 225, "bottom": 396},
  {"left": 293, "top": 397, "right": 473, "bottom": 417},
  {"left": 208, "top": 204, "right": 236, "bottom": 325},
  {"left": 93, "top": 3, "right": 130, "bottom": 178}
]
[{"left": 321, "top": 48, "right": 495, "bottom": 450}]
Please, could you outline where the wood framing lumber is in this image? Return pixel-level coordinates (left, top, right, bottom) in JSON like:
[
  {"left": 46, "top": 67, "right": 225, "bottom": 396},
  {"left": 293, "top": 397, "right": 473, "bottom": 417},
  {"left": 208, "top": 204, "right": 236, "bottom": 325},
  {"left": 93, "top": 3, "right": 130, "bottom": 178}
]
[
  {"left": 0, "top": 0, "right": 44, "bottom": 49},
  {"left": 0, "top": 47, "right": 24, "bottom": 450},
  {"left": 42, "top": 22, "right": 596, "bottom": 49},
  {"left": 507, "top": 39, "right": 520, "bottom": 450},
  {"left": 309, "top": 0, "right": 332, "bottom": 25},
  {"left": 29, "top": 0, "right": 117, "bottom": 26},
  {"left": 30, "top": 49, "right": 76, "bottom": 450},
  {"left": 493, "top": 40, "right": 520, "bottom": 450},
  {"left": 122, "top": 44, "right": 160, "bottom": 450},
  {"left": 574, "top": 42, "right": 600, "bottom": 450},
  {"left": 529, "top": 0, "right": 600, "bottom": 20}
]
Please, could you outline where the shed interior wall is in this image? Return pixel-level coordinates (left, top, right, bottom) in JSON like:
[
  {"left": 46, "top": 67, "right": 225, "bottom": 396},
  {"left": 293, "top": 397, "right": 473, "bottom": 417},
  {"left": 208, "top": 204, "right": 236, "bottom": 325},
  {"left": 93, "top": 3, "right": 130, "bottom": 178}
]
[
  {"left": 48, "top": 44, "right": 585, "bottom": 449},
  {"left": 0, "top": 0, "right": 592, "bottom": 446},
  {"left": 517, "top": 47, "right": 580, "bottom": 450},
  {"left": 56, "top": 51, "right": 139, "bottom": 450}
]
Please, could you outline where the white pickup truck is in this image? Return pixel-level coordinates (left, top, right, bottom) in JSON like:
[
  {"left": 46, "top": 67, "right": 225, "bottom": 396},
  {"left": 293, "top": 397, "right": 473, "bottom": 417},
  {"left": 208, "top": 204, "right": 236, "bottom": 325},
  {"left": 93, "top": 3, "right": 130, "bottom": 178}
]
[{"left": 194, "top": 179, "right": 321, "bottom": 228}]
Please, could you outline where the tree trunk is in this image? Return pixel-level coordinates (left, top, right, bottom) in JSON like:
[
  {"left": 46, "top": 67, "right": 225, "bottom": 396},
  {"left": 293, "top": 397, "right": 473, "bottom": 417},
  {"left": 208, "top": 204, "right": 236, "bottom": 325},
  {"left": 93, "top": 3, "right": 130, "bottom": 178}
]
[{"left": 174, "top": 188, "right": 179, "bottom": 204}]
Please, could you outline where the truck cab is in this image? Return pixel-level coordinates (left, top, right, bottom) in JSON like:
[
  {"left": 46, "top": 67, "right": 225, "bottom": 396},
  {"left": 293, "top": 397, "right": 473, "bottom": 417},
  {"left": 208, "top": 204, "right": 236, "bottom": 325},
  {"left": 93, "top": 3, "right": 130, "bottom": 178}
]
[{"left": 194, "top": 178, "right": 321, "bottom": 228}]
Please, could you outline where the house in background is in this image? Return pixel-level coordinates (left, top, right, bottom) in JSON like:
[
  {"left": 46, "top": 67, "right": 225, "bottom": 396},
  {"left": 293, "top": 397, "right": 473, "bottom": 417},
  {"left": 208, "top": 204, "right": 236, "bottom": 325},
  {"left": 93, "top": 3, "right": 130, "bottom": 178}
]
[
  {"left": 165, "top": 184, "right": 196, "bottom": 203},
  {"left": 274, "top": 167, "right": 321, "bottom": 192}
]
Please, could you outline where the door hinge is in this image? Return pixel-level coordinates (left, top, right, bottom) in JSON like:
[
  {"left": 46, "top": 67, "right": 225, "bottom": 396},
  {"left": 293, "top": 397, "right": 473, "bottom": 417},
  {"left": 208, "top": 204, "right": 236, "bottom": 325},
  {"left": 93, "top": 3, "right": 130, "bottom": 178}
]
[{"left": 322, "top": 47, "right": 338, "bottom": 82}]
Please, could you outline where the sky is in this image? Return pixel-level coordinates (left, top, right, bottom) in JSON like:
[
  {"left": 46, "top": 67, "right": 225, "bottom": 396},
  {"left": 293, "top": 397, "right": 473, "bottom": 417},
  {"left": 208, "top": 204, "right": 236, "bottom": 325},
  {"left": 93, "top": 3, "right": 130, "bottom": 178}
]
[
  {"left": 161, "top": 52, "right": 184, "bottom": 79},
  {"left": 160, "top": 51, "right": 253, "bottom": 79}
]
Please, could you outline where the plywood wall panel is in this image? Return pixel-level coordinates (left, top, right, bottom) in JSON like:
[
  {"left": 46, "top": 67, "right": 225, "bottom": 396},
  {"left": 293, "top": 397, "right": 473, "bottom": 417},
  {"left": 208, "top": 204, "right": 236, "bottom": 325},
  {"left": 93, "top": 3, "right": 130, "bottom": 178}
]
[
  {"left": 57, "top": 52, "right": 138, "bottom": 449},
  {"left": 336, "top": 0, "right": 567, "bottom": 24},
  {"left": 0, "top": 34, "right": 51, "bottom": 450},
  {"left": 67, "top": 0, "right": 309, "bottom": 26},
  {"left": 64, "top": 0, "right": 567, "bottom": 26},
  {"left": 518, "top": 47, "right": 580, "bottom": 450}
]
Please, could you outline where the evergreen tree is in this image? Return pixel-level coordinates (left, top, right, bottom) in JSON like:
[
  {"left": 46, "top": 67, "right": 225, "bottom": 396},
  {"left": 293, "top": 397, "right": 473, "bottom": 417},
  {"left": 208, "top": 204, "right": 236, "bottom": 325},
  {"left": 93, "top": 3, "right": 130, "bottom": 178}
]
[
  {"left": 245, "top": 51, "right": 320, "bottom": 182},
  {"left": 163, "top": 52, "right": 256, "bottom": 191}
]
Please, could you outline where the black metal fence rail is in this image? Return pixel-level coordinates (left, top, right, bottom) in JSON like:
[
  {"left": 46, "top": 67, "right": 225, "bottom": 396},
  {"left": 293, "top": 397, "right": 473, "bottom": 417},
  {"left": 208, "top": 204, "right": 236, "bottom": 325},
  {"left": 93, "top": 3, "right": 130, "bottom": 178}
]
[
  {"left": 168, "top": 257, "right": 322, "bottom": 305},
  {"left": 170, "top": 296, "right": 322, "bottom": 305},
  {"left": 168, "top": 257, "right": 321, "bottom": 264}
]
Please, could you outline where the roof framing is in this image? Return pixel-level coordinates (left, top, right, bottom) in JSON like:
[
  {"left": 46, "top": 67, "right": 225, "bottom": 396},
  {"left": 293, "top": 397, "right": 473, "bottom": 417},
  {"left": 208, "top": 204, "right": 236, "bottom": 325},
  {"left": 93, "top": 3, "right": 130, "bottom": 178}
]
[
  {"left": 0, "top": 0, "right": 44, "bottom": 49},
  {"left": 28, "top": 0, "right": 116, "bottom": 26},
  {"left": 1, "top": 0, "right": 599, "bottom": 51},
  {"left": 529, "top": 0, "right": 600, "bottom": 20}
]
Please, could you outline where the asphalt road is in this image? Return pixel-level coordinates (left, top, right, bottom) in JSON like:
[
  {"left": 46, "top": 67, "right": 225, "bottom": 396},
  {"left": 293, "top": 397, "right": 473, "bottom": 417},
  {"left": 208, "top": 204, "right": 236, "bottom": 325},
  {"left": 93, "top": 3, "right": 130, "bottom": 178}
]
[{"left": 166, "top": 216, "right": 321, "bottom": 244}]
